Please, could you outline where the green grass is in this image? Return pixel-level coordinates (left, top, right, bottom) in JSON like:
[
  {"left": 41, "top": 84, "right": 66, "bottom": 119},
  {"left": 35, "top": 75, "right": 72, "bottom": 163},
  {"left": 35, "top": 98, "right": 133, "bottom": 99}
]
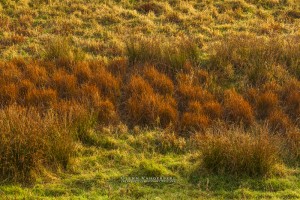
[
  {"left": 0, "top": 0, "right": 299, "bottom": 59},
  {"left": 1, "top": 130, "right": 299, "bottom": 199}
]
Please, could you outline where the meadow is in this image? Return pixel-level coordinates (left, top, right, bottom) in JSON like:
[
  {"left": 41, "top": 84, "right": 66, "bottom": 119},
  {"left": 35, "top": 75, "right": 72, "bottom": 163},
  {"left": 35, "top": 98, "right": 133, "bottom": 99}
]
[{"left": 0, "top": 0, "right": 300, "bottom": 199}]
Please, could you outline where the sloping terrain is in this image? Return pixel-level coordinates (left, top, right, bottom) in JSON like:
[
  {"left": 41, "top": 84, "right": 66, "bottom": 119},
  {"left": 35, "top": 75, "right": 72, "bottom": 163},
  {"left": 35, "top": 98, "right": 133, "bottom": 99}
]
[
  {"left": 0, "top": 0, "right": 299, "bottom": 59},
  {"left": 0, "top": 0, "right": 300, "bottom": 199}
]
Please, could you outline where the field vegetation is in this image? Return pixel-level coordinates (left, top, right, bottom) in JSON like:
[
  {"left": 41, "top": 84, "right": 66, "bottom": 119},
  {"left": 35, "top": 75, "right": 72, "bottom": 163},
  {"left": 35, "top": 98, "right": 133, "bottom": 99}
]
[{"left": 0, "top": 0, "right": 300, "bottom": 199}]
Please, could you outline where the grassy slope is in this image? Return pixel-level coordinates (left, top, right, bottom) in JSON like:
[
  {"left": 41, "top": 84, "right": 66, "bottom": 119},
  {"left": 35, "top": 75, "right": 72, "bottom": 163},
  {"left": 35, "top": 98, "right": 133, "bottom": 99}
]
[
  {"left": 1, "top": 130, "right": 300, "bottom": 199},
  {"left": 1, "top": 0, "right": 300, "bottom": 199},
  {"left": 0, "top": 0, "right": 299, "bottom": 59}
]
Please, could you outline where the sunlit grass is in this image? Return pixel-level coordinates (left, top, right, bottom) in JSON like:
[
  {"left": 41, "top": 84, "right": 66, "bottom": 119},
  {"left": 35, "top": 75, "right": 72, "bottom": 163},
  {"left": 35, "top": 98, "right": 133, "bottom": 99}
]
[{"left": 0, "top": 0, "right": 300, "bottom": 199}]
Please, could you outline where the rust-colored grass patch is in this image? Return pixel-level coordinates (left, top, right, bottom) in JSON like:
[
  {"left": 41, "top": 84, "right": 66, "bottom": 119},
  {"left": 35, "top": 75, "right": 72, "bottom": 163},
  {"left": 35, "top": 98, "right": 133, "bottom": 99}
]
[
  {"left": 73, "top": 62, "right": 92, "bottom": 84},
  {"left": 95, "top": 100, "right": 119, "bottom": 126},
  {"left": 52, "top": 69, "right": 77, "bottom": 99},
  {"left": 203, "top": 101, "right": 223, "bottom": 120},
  {"left": 224, "top": 89, "right": 254, "bottom": 126},
  {"left": 143, "top": 66, "right": 174, "bottom": 95},
  {"left": 26, "top": 88, "right": 57, "bottom": 107},
  {"left": 180, "top": 112, "right": 209, "bottom": 134},
  {"left": 267, "top": 109, "right": 291, "bottom": 134},
  {"left": 177, "top": 83, "right": 213, "bottom": 112},
  {"left": 256, "top": 91, "right": 279, "bottom": 119},
  {"left": 0, "top": 84, "right": 18, "bottom": 107},
  {"left": 125, "top": 75, "right": 177, "bottom": 128},
  {"left": 92, "top": 67, "right": 120, "bottom": 103}
]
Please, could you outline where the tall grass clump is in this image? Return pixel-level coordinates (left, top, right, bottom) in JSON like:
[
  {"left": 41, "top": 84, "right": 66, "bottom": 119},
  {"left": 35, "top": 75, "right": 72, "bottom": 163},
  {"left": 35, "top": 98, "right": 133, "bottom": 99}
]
[
  {"left": 282, "top": 80, "right": 300, "bottom": 124},
  {"left": 207, "top": 34, "right": 300, "bottom": 87},
  {"left": 177, "top": 83, "right": 214, "bottom": 112},
  {"left": 51, "top": 101, "right": 99, "bottom": 146},
  {"left": 52, "top": 69, "right": 77, "bottom": 99},
  {"left": 203, "top": 100, "right": 223, "bottom": 119},
  {"left": 283, "top": 130, "right": 300, "bottom": 165},
  {"left": 73, "top": 62, "right": 92, "bottom": 84},
  {"left": 0, "top": 84, "right": 18, "bottom": 107},
  {"left": 95, "top": 99, "right": 119, "bottom": 126},
  {"left": 208, "top": 34, "right": 272, "bottom": 76},
  {"left": 155, "top": 132, "right": 186, "bottom": 154},
  {"left": 124, "top": 75, "right": 177, "bottom": 128},
  {"left": 224, "top": 89, "right": 254, "bottom": 126},
  {"left": 44, "top": 38, "right": 85, "bottom": 69},
  {"left": 107, "top": 58, "right": 128, "bottom": 78},
  {"left": 126, "top": 37, "right": 201, "bottom": 75},
  {"left": 0, "top": 105, "right": 74, "bottom": 183},
  {"left": 180, "top": 101, "right": 210, "bottom": 134},
  {"left": 17, "top": 79, "right": 35, "bottom": 105},
  {"left": 25, "top": 88, "right": 57, "bottom": 107},
  {"left": 78, "top": 83, "right": 101, "bottom": 106},
  {"left": 282, "top": 37, "right": 300, "bottom": 78},
  {"left": 256, "top": 91, "right": 279, "bottom": 119},
  {"left": 201, "top": 130, "right": 279, "bottom": 177},
  {"left": 91, "top": 66, "right": 121, "bottom": 103},
  {"left": 267, "top": 109, "right": 291, "bottom": 134},
  {"left": 143, "top": 66, "right": 174, "bottom": 95},
  {"left": 22, "top": 63, "right": 49, "bottom": 87}
]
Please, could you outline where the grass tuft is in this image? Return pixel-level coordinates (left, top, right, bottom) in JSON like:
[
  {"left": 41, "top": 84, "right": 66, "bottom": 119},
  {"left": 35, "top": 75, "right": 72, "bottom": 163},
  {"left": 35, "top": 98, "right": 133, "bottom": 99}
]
[
  {"left": 201, "top": 131, "right": 279, "bottom": 177},
  {"left": 224, "top": 89, "right": 254, "bottom": 126},
  {"left": 0, "top": 105, "right": 74, "bottom": 183}
]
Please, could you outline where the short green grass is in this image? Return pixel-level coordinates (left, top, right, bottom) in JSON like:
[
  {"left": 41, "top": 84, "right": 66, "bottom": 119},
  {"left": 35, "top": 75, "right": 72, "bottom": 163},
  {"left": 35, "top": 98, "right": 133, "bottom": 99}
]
[{"left": 1, "top": 130, "right": 299, "bottom": 199}]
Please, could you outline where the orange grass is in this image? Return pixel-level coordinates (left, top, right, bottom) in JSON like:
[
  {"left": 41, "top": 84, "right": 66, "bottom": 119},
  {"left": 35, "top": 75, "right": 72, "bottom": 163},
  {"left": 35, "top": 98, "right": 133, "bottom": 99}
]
[
  {"left": 256, "top": 91, "right": 279, "bottom": 119},
  {"left": 267, "top": 109, "right": 291, "bottom": 134},
  {"left": 26, "top": 88, "right": 57, "bottom": 107},
  {"left": 125, "top": 75, "right": 177, "bottom": 128},
  {"left": 224, "top": 89, "right": 254, "bottom": 126},
  {"left": 0, "top": 84, "right": 18, "bottom": 107},
  {"left": 92, "top": 67, "right": 121, "bottom": 103},
  {"left": 73, "top": 62, "right": 92, "bottom": 84},
  {"left": 52, "top": 69, "right": 77, "bottom": 99},
  {"left": 143, "top": 66, "right": 174, "bottom": 95},
  {"left": 0, "top": 58, "right": 298, "bottom": 135}
]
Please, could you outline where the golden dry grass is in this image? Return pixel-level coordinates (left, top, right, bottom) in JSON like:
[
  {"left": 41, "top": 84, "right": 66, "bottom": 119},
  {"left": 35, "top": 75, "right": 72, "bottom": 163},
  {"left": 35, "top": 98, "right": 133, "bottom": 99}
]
[
  {"left": 0, "top": 105, "right": 74, "bottom": 183},
  {"left": 200, "top": 130, "right": 279, "bottom": 177},
  {"left": 0, "top": 0, "right": 299, "bottom": 60}
]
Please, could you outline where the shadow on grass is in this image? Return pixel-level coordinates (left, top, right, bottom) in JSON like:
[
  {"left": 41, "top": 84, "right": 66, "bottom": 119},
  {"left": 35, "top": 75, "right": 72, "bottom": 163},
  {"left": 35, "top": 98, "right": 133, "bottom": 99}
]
[{"left": 189, "top": 166, "right": 300, "bottom": 195}]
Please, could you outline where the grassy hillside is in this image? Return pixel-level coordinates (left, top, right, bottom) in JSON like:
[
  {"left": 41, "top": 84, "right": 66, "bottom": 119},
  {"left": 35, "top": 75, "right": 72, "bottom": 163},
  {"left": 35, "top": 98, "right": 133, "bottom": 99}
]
[
  {"left": 0, "top": 0, "right": 300, "bottom": 199},
  {"left": 0, "top": 0, "right": 299, "bottom": 59}
]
